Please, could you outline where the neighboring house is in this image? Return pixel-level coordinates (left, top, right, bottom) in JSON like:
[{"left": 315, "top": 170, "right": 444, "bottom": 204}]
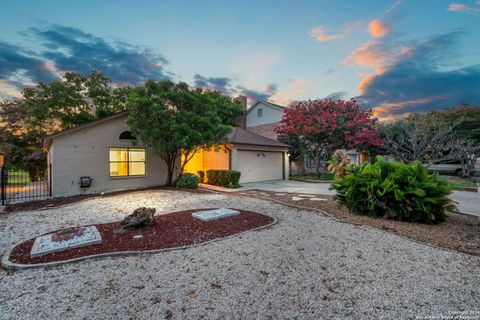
[
  {"left": 0, "top": 152, "right": 4, "bottom": 167},
  {"left": 245, "top": 100, "right": 366, "bottom": 175},
  {"left": 44, "top": 110, "right": 289, "bottom": 197}
]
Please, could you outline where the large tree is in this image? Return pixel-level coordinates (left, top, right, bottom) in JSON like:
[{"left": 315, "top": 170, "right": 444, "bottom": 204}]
[
  {"left": 380, "top": 113, "right": 480, "bottom": 176},
  {"left": 275, "top": 99, "right": 382, "bottom": 176},
  {"left": 126, "top": 80, "right": 243, "bottom": 186},
  {"left": 1, "top": 70, "right": 130, "bottom": 168}
]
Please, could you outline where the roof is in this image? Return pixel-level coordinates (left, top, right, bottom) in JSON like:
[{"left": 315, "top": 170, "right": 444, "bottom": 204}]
[
  {"left": 246, "top": 100, "right": 286, "bottom": 115},
  {"left": 43, "top": 110, "right": 289, "bottom": 150},
  {"left": 228, "top": 127, "right": 289, "bottom": 149},
  {"left": 43, "top": 111, "right": 129, "bottom": 149}
]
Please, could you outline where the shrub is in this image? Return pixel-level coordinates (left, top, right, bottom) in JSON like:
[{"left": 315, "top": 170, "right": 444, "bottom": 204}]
[
  {"left": 197, "top": 170, "right": 205, "bottom": 183},
  {"left": 327, "top": 150, "right": 354, "bottom": 176},
  {"left": 177, "top": 173, "right": 200, "bottom": 189},
  {"left": 206, "top": 170, "right": 241, "bottom": 188},
  {"left": 330, "top": 156, "right": 455, "bottom": 223}
]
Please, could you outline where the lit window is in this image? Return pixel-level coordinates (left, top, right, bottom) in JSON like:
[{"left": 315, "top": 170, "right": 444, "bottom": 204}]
[
  {"left": 257, "top": 108, "right": 263, "bottom": 117},
  {"left": 109, "top": 148, "right": 146, "bottom": 177}
]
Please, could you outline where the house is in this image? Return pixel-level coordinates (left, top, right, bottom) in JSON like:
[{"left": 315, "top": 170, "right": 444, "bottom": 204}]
[
  {"left": 244, "top": 100, "right": 366, "bottom": 175},
  {"left": 0, "top": 152, "right": 4, "bottom": 167},
  {"left": 44, "top": 110, "right": 289, "bottom": 197}
]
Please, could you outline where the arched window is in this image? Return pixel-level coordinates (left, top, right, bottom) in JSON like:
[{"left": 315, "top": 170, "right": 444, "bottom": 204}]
[{"left": 119, "top": 131, "right": 136, "bottom": 141}]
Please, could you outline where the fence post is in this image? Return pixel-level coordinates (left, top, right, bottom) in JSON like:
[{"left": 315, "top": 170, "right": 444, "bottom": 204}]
[
  {"left": 49, "top": 163, "right": 52, "bottom": 197},
  {"left": 1, "top": 166, "right": 5, "bottom": 206}
]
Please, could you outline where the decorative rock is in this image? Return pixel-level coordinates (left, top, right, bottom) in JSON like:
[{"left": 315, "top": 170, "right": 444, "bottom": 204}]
[
  {"left": 310, "top": 197, "right": 327, "bottom": 201},
  {"left": 133, "top": 235, "right": 143, "bottom": 239},
  {"left": 193, "top": 207, "right": 240, "bottom": 221},
  {"left": 30, "top": 226, "right": 102, "bottom": 258},
  {"left": 292, "top": 197, "right": 304, "bottom": 201},
  {"left": 275, "top": 193, "right": 286, "bottom": 196},
  {"left": 121, "top": 207, "right": 156, "bottom": 229},
  {"left": 298, "top": 195, "right": 315, "bottom": 197}
]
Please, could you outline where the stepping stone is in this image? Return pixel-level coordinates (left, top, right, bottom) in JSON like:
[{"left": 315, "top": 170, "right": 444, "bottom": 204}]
[
  {"left": 275, "top": 193, "right": 286, "bottom": 196},
  {"left": 310, "top": 197, "right": 327, "bottom": 201},
  {"left": 292, "top": 196, "right": 304, "bottom": 201},
  {"left": 298, "top": 194, "right": 315, "bottom": 197},
  {"left": 192, "top": 208, "right": 240, "bottom": 221}
]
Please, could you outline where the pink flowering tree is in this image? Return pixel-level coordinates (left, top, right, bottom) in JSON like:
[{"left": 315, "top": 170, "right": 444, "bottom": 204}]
[{"left": 275, "top": 99, "right": 382, "bottom": 175}]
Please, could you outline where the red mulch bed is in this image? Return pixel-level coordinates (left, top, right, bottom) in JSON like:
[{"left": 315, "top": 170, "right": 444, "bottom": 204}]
[{"left": 8, "top": 209, "right": 274, "bottom": 265}]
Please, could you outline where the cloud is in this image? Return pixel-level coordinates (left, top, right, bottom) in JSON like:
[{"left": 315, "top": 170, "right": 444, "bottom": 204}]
[
  {"left": 0, "top": 42, "right": 59, "bottom": 85},
  {"left": 368, "top": 19, "right": 391, "bottom": 38},
  {"left": 448, "top": 2, "right": 480, "bottom": 15},
  {"left": 193, "top": 74, "right": 232, "bottom": 93},
  {"left": 288, "top": 79, "right": 307, "bottom": 94},
  {"left": 309, "top": 20, "right": 362, "bottom": 42},
  {"left": 325, "top": 91, "right": 349, "bottom": 100},
  {"left": 354, "top": 30, "right": 480, "bottom": 118},
  {"left": 29, "top": 25, "right": 171, "bottom": 84},
  {"left": 385, "top": 0, "right": 402, "bottom": 13},
  {"left": 342, "top": 39, "right": 400, "bottom": 74}
]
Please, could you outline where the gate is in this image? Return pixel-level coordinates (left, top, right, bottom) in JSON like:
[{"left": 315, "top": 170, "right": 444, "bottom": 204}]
[{"left": 1, "top": 165, "right": 52, "bottom": 205}]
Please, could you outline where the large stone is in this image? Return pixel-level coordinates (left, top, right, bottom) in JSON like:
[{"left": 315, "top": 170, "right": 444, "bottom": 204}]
[
  {"left": 121, "top": 207, "right": 156, "bottom": 229},
  {"left": 192, "top": 208, "right": 240, "bottom": 221},
  {"left": 31, "top": 226, "right": 102, "bottom": 258}
]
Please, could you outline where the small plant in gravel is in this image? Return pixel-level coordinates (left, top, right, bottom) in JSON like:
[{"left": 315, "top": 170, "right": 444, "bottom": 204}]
[
  {"left": 330, "top": 156, "right": 455, "bottom": 223},
  {"left": 177, "top": 173, "right": 200, "bottom": 189}
]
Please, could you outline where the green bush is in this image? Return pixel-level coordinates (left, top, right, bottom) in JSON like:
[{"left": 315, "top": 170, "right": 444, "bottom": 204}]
[
  {"left": 177, "top": 173, "right": 200, "bottom": 189},
  {"left": 330, "top": 156, "right": 455, "bottom": 223},
  {"left": 206, "top": 170, "right": 241, "bottom": 188},
  {"left": 197, "top": 170, "right": 205, "bottom": 183}
]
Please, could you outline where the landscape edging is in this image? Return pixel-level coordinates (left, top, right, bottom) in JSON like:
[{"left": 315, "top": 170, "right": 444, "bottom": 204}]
[{"left": 1, "top": 217, "right": 277, "bottom": 270}]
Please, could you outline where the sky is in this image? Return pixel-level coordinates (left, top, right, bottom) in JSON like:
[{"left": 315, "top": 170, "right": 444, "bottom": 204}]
[{"left": 1, "top": 0, "right": 480, "bottom": 120}]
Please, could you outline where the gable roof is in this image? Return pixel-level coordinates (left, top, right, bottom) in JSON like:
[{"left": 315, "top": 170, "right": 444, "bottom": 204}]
[
  {"left": 43, "top": 111, "right": 129, "bottom": 149},
  {"left": 246, "top": 100, "right": 286, "bottom": 115},
  {"left": 228, "top": 127, "right": 289, "bottom": 148}
]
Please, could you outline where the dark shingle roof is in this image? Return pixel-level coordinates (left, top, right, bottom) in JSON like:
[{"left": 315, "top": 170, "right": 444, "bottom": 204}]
[{"left": 228, "top": 127, "right": 289, "bottom": 148}]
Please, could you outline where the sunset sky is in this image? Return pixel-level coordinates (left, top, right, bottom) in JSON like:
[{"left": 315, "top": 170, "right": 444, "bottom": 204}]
[{"left": 1, "top": 0, "right": 480, "bottom": 120}]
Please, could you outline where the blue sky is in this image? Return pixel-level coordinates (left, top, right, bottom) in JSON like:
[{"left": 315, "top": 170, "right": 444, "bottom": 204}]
[{"left": 1, "top": 0, "right": 479, "bottom": 119}]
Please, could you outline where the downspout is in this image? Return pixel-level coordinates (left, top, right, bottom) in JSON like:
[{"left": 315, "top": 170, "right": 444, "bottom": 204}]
[{"left": 224, "top": 144, "right": 232, "bottom": 170}]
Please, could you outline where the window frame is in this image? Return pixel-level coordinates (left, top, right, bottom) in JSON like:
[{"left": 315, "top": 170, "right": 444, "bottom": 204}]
[
  {"left": 257, "top": 107, "right": 263, "bottom": 118},
  {"left": 109, "top": 147, "right": 147, "bottom": 177}
]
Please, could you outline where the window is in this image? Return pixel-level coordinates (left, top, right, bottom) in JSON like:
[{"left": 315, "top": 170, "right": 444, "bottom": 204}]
[
  {"left": 119, "top": 131, "right": 136, "bottom": 141},
  {"left": 257, "top": 108, "right": 263, "bottom": 118},
  {"left": 109, "top": 148, "right": 146, "bottom": 177}
]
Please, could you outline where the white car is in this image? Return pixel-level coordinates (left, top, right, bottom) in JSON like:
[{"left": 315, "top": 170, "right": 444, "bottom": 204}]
[{"left": 425, "top": 162, "right": 464, "bottom": 175}]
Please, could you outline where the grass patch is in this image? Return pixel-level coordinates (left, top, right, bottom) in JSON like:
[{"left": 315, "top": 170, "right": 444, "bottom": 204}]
[
  {"left": 443, "top": 175, "right": 477, "bottom": 189},
  {"left": 291, "top": 172, "right": 335, "bottom": 181}
]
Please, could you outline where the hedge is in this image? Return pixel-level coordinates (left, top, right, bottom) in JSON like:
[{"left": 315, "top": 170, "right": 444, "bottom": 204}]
[
  {"left": 177, "top": 173, "right": 200, "bottom": 189},
  {"left": 206, "top": 170, "right": 241, "bottom": 188}
]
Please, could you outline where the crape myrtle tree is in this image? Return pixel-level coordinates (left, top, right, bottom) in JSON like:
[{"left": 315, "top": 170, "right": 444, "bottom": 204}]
[
  {"left": 275, "top": 99, "right": 382, "bottom": 176},
  {"left": 126, "top": 80, "right": 243, "bottom": 186}
]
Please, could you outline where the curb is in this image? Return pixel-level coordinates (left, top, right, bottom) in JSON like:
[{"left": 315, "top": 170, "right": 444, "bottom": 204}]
[{"left": 1, "top": 217, "right": 277, "bottom": 270}]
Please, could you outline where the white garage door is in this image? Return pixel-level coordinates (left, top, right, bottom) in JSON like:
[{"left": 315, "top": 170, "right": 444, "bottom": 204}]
[{"left": 237, "top": 150, "right": 283, "bottom": 183}]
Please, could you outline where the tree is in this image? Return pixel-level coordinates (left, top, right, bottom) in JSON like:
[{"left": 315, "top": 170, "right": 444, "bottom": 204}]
[
  {"left": 126, "top": 80, "right": 243, "bottom": 186},
  {"left": 380, "top": 113, "right": 480, "bottom": 176},
  {"left": 435, "top": 105, "right": 480, "bottom": 143},
  {"left": 275, "top": 99, "right": 382, "bottom": 176},
  {"left": 23, "top": 70, "right": 127, "bottom": 130}
]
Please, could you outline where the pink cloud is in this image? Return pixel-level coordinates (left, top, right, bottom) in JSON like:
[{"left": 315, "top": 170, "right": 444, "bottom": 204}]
[
  {"left": 342, "top": 39, "right": 398, "bottom": 74},
  {"left": 448, "top": 2, "right": 480, "bottom": 15},
  {"left": 368, "top": 19, "right": 391, "bottom": 38},
  {"left": 289, "top": 79, "right": 308, "bottom": 94},
  {"left": 309, "top": 20, "right": 362, "bottom": 42}
]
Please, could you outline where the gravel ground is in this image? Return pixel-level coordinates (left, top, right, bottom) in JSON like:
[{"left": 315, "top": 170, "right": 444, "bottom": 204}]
[{"left": 0, "top": 190, "right": 479, "bottom": 320}]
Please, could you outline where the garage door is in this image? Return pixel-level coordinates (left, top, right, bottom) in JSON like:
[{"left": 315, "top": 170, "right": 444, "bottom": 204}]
[{"left": 237, "top": 150, "right": 283, "bottom": 183}]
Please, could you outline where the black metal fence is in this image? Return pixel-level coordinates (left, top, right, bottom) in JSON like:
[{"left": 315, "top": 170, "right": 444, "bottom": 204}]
[{"left": 1, "top": 165, "right": 52, "bottom": 205}]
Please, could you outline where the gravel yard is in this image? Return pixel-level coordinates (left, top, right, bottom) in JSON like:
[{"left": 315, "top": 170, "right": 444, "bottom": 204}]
[{"left": 0, "top": 190, "right": 479, "bottom": 319}]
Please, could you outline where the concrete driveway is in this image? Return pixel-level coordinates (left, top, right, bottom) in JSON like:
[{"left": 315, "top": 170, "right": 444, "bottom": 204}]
[{"left": 240, "top": 180, "right": 480, "bottom": 217}]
